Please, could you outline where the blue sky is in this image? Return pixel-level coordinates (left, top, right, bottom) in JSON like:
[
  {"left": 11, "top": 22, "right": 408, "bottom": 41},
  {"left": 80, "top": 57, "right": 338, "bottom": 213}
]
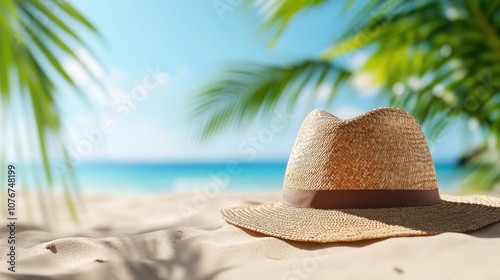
[{"left": 54, "top": 0, "right": 479, "bottom": 164}]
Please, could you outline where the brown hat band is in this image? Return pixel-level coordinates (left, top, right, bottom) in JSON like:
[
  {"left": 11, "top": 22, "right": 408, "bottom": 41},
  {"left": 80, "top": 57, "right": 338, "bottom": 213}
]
[{"left": 282, "top": 188, "right": 441, "bottom": 209}]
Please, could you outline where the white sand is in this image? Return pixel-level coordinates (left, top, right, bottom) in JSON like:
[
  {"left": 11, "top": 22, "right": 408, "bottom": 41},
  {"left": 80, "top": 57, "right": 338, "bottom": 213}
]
[{"left": 1, "top": 191, "right": 500, "bottom": 279}]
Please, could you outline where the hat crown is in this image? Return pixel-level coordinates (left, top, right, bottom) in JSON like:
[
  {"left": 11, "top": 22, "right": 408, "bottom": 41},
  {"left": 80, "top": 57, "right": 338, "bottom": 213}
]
[{"left": 284, "top": 108, "right": 438, "bottom": 191}]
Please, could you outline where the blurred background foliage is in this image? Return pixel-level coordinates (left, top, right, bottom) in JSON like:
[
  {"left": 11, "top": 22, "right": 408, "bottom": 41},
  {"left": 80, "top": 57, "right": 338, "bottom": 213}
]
[
  {"left": 194, "top": 0, "right": 500, "bottom": 192},
  {"left": 1, "top": 0, "right": 499, "bottom": 228},
  {"left": 0, "top": 0, "right": 99, "bottom": 223}
]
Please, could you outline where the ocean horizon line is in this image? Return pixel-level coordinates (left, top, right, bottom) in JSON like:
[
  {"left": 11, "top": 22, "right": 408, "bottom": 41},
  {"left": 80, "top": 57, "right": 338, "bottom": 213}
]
[{"left": 63, "top": 160, "right": 463, "bottom": 168}]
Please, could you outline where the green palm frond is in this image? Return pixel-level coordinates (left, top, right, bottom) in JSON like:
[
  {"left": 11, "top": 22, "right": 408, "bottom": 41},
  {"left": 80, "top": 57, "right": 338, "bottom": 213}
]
[
  {"left": 251, "top": 0, "right": 332, "bottom": 46},
  {"left": 194, "top": 0, "right": 500, "bottom": 190},
  {"left": 0, "top": 0, "right": 100, "bottom": 222},
  {"left": 326, "top": 0, "right": 500, "bottom": 190},
  {"left": 192, "top": 60, "right": 350, "bottom": 140}
]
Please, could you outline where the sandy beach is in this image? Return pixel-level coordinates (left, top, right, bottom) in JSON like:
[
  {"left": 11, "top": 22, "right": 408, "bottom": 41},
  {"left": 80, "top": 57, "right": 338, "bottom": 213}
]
[{"left": 1, "top": 191, "right": 499, "bottom": 280}]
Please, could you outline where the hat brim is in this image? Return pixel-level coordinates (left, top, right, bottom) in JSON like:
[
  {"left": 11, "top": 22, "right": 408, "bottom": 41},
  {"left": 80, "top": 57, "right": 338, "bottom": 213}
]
[{"left": 220, "top": 194, "right": 500, "bottom": 242}]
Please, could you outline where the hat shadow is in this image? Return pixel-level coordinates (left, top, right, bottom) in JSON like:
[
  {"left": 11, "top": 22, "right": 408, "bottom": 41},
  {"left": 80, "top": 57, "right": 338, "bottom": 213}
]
[
  {"left": 467, "top": 221, "right": 500, "bottom": 238},
  {"left": 238, "top": 227, "right": 380, "bottom": 249},
  {"left": 239, "top": 221, "right": 500, "bottom": 250}
]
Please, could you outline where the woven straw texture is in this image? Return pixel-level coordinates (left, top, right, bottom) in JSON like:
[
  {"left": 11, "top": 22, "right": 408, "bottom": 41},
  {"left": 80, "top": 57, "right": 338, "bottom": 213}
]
[
  {"left": 285, "top": 108, "right": 437, "bottom": 191},
  {"left": 221, "top": 195, "right": 500, "bottom": 242},
  {"left": 220, "top": 107, "right": 500, "bottom": 242}
]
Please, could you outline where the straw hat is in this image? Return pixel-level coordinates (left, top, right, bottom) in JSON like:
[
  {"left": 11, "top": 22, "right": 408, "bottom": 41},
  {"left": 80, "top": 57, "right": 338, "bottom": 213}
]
[{"left": 220, "top": 108, "right": 500, "bottom": 242}]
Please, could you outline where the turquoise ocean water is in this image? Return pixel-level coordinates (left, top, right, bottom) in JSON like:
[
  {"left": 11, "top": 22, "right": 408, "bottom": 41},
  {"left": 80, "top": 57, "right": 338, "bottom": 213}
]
[{"left": 71, "top": 162, "right": 466, "bottom": 195}]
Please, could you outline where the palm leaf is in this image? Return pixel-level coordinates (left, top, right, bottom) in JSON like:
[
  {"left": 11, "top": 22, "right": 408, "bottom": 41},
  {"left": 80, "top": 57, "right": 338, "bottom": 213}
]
[
  {"left": 251, "top": 0, "right": 334, "bottom": 47},
  {"left": 0, "top": 0, "right": 100, "bottom": 223},
  {"left": 194, "top": 0, "right": 500, "bottom": 190},
  {"left": 192, "top": 60, "right": 350, "bottom": 139}
]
